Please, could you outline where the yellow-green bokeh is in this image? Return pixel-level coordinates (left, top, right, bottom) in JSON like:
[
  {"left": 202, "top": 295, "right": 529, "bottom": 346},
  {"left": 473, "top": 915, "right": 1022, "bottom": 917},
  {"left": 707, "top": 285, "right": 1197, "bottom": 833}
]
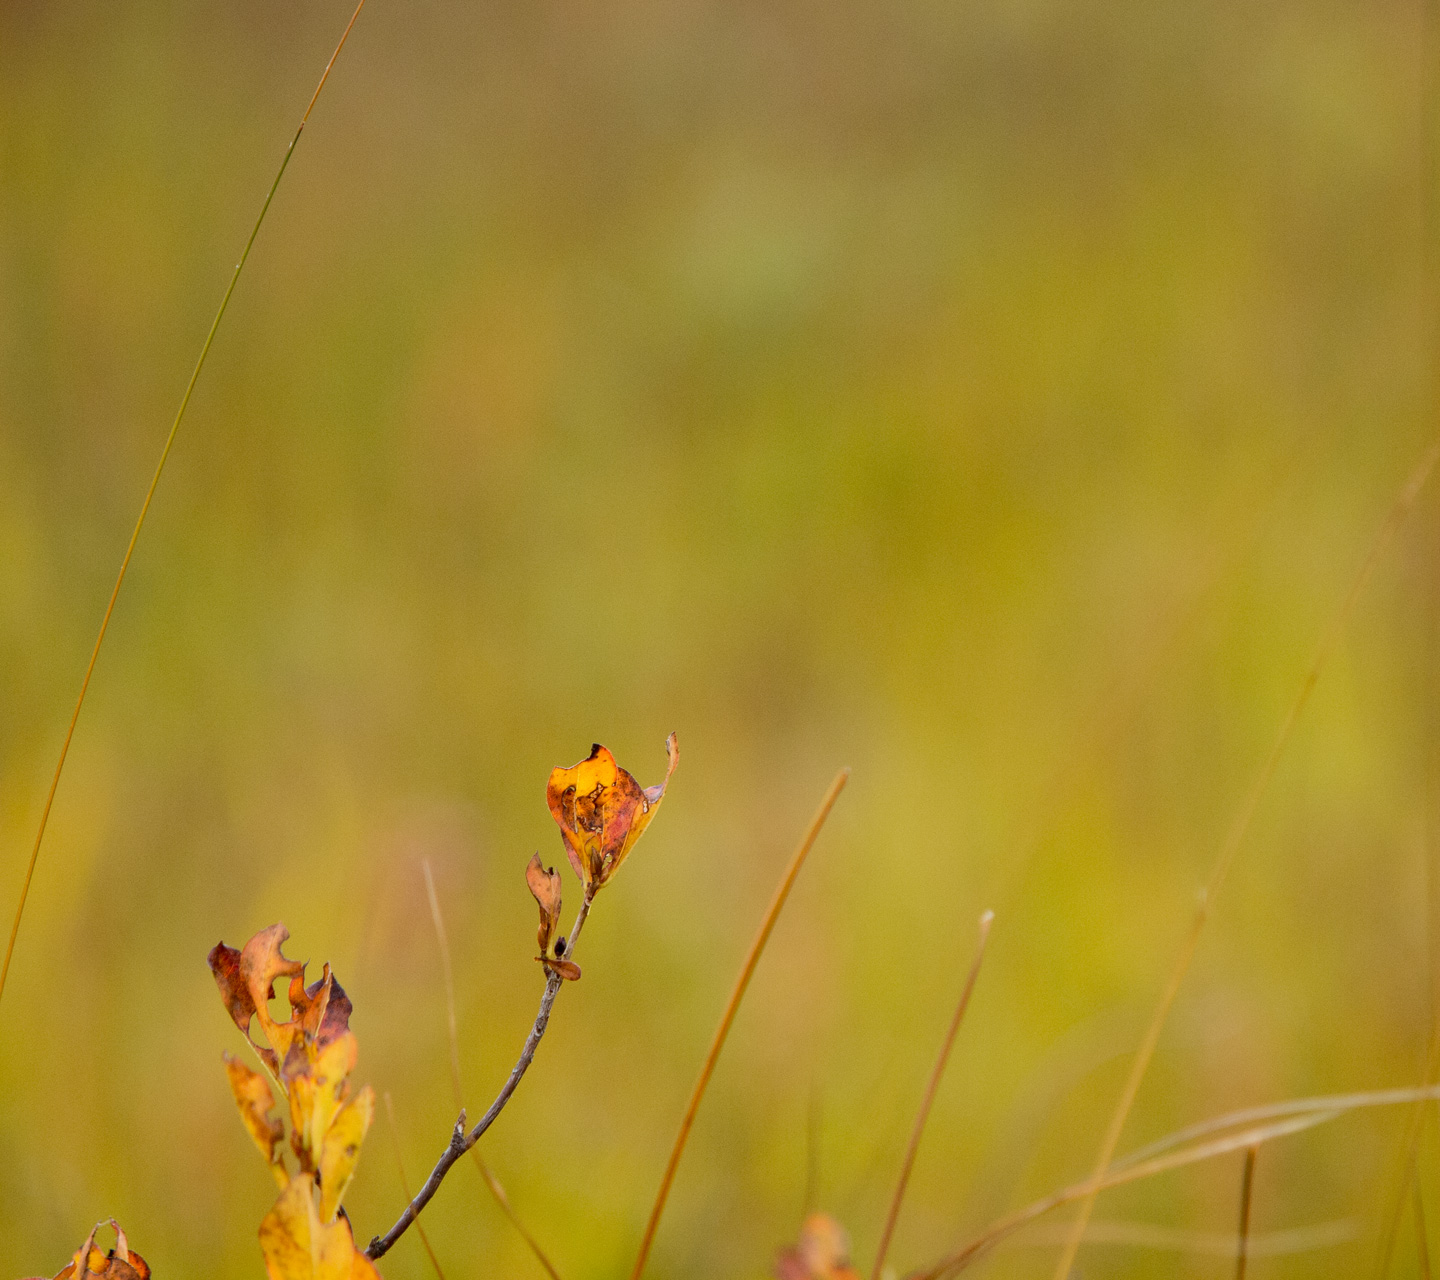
[{"left": 2, "top": 1, "right": 1439, "bottom": 1277}]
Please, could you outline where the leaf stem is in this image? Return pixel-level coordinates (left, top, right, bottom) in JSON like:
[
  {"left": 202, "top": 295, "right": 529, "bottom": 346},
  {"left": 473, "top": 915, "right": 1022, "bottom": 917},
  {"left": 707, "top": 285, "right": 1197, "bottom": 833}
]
[
  {"left": 628, "top": 768, "right": 850, "bottom": 1280},
  {"left": 366, "top": 890, "right": 595, "bottom": 1260},
  {"left": 0, "top": 0, "right": 368, "bottom": 1012}
]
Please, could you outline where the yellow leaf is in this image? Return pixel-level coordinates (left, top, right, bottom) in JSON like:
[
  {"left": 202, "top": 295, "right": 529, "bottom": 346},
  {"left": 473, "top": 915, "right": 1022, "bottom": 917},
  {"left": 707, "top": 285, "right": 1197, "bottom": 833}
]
[
  {"left": 319, "top": 1085, "right": 374, "bottom": 1222},
  {"left": 225, "top": 1054, "right": 289, "bottom": 1187},
  {"left": 260, "top": 1173, "right": 364, "bottom": 1280}
]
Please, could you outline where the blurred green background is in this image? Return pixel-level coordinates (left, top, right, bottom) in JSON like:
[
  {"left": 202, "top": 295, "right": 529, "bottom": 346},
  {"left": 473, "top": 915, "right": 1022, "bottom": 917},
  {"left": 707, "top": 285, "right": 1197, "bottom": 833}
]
[{"left": 3, "top": 0, "right": 1440, "bottom": 1276}]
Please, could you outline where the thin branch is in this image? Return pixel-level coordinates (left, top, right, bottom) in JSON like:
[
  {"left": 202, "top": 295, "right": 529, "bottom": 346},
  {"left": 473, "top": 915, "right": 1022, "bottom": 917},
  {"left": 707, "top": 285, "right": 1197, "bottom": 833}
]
[
  {"left": 1235, "top": 1146, "right": 1257, "bottom": 1280},
  {"left": 629, "top": 768, "right": 851, "bottom": 1280},
  {"left": 383, "top": 1092, "right": 448, "bottom": 1280},
  {"left": 0, "top": 0, "right": 368, "bottom": 1012},
  {"left": 422, "top": 859, "right": 564, "bottom": 1280},
  {"left": 1050, "top": 438, "right": 1440, "bottom": 1280},
  {"left": 871, "top": 911, "right": 995, "bottom": 1280},
  {"left": 367, "top": 891, "right": 595, "bottom": 1260}
]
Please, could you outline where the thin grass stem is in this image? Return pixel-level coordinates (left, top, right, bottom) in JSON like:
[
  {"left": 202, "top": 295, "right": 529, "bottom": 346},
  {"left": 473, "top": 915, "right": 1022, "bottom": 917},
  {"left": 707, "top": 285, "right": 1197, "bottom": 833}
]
[
  {"left": 628, "top": 768, "right": 850, "bottom": 1280},
  {"left": 1235, "top": 1146, "right": 1257, "bottom": 1280},
  {"left": 0, "top": 0, "right": 368, "bottom": 1012},
  {"left": 1418, "top": 1180, "right": 1433, "bottom": 1280},
  {"left": 1049, "top": 438, "right": 1440, "bottom": 1280},
  {"left": 422, "top": 859, "right": 564, "bottom": 1280},
  {"left": 871, "top": 911, "right": 995, "bottom": 1280},
  {"left": 383, "top": 1092, "right": 448, "bottom": 1280}
]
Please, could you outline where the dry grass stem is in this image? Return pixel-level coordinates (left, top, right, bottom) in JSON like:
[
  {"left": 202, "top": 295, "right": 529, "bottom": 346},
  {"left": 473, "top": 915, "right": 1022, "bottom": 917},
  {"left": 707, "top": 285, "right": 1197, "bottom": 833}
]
[
  {"left": 917, "top": 1083, "right": 1440, "bottom": 1280},
  {"left": 0, "top": 0, "right": 368, "bottom": 1014},
  {"left": 1050, "top": 437, "right": 1440, "bottom": 1280},
  {"left": 628, "top": 767, "right": 851, "bottom": 1280},
  {"left": 384, "top": 1092, "right": 449, "bottom": 1280},
  {"left": 1235, "top": 1146, "right": 1257, "bottom": 1280},
  {"left": 1011, "top": 1217, "right": 1355, "bottom": 1258},
  {"left": 422, "top": 859, "right": 564, "bottom": 1280},
  {"left": 1418, "top": 1180, "right": 1433, "bottom": 1280},
  {"left": 871, "top": 910, "right": 995, "bottom": 1280}
]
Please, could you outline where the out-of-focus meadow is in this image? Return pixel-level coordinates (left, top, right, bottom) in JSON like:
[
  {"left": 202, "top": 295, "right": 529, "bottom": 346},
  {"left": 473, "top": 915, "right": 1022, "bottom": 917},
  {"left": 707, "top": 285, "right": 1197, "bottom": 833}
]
[{"left": 2, "top": 0, "right": 1439, "bottom": 1276}]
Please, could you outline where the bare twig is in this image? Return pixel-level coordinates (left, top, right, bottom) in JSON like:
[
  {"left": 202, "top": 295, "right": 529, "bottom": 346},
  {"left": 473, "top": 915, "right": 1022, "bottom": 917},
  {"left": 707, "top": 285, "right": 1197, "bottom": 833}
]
[
  {"left": 422, "top": 859, "right": 564, "bottom": 1280},
  {"left": 383, "top": 1092, "right": 448, "bottom": 1280},
  {"left": 1050, "top": 438, "right": 1440, "bottom": 1280},
  {"left": 1235, "top": 1146, "right": 1257, "bottom": 1280},
  {"left": 629, "top": 768, "right": 851, "bottom": 1280},
  {"left": 0, "top": 0, "right": 368, "bottom": 1013},
  {"left": 871, "top": 911, "right": 995, "bottom": 1280},
  {"left": 367, "top": 891, "right": 595, "bottom": 1260}
]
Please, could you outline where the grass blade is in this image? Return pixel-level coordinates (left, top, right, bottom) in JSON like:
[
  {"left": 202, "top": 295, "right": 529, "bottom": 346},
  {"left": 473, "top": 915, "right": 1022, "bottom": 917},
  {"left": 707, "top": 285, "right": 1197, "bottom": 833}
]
[
  {"left": 629, "top": 768, "right": 850, "bottom": 1280},
  {"left": 1049, "top": 438, "right": 1440, "bottom": 1280},
  {"left": 871, "top": 910, "right": 995, "bottom": 1280},
  {"left": 0, "top": 0, "right": 368, "bottom": 1012}
]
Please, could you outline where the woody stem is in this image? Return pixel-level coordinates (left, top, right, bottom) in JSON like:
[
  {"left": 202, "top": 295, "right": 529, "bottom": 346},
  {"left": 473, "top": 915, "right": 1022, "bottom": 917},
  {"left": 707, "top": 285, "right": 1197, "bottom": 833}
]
[{"left": 366, "top": 888, "right": 597, "bottom": 1261}]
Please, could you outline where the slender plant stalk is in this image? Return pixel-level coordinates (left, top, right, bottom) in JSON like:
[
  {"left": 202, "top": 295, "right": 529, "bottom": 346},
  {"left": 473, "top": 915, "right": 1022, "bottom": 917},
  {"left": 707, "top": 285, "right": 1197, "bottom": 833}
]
[
  {"left": 1419, "top": 1180, "right": 1434, "bottom": 1280},
  {"left": 628, "top": 768, "right": 851, "bottom": 1280},
  {"left": 1235, "top": 1146, "right": 1257, "bottom": 1280},
  {"left": 916, "top": 1111, "right": 1337, "bottom": 1280},
  {"left": 871, "top": 911, "right": 995, "bottom": 1280},
  {"left": 367, "top": 890, "right": 595, "bottom": 1260},
  {"left": 1050, "top": 438, "right": 1440, "bottom": 1280},
  {"left": 0, "top": 0, "right": 368, "bottom": 1012},
  {"left": 914, "top": 1083, "right": 1440, "bottom": 1280},
  {"left": 422, "top": 859, "right": 564, "bottom": 1280},
  {"left": 383, "top": 1092, "right": 449, "bottom": 1280},
  {"left": 1013, "top": 1217, "right": 1355, "bottom": 1259},
  {"left": 1375, "top": 1030, "right": 1440, "bottom": 1276}
]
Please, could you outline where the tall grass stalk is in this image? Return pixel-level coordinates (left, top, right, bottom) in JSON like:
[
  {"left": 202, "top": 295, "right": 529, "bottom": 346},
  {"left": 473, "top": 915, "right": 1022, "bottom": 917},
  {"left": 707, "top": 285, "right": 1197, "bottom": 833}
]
[
  {"left": 871, "top": 911, "right": 994, "bottom": 1280},
  {"left": 0, "top": 0, "right": 368, "bottom": 1012},
  {"left": 1049, "top": 437, "right": 1440, "bottom": 1280},
  {"left": 629, "top": 768, "right": 850, "bottom": 1280}
]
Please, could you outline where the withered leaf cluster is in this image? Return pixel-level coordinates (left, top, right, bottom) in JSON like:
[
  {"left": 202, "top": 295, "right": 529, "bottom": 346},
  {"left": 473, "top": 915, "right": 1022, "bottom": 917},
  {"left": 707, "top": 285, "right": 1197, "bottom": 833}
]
[
  {"left": 527, "top": 734, "right": 678, "bottom": 981},
  {"left": 25, "top": 1221, "right": 149, "bottom": 1280},
  {"left": 209, "top": 924, "right": 379, "bottom": 1280}
]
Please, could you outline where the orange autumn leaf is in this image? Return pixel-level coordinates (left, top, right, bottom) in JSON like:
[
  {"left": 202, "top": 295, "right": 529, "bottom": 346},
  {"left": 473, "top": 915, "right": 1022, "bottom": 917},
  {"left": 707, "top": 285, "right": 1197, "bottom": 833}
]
[
  {"left": 546, "top": 732, "right": 678, "bottom": 892},
  {"left": 526, "top": 853, "right": 563, "bottom": 955},
  {"left": 208, "top": 925, "right": 353, "bottom": 1081},
  {"left": 526, "top": 853, "right": 582, "bottom": 981},
  {"left": 32, "top": 1221, "right": 150, "bottom": 1280},
  {"left": 225, "top": 1054, "right": 288, "bottom": 1187},
  {"left": 774, "top": 1214, "right": 861, "bottom": 1280}
]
